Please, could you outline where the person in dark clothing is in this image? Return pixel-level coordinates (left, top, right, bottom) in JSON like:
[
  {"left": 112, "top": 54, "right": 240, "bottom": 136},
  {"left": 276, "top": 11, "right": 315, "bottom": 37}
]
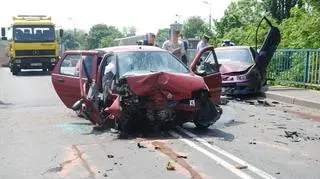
[{"left": 179, "top": 34, "right": 188, "bottom": 65}]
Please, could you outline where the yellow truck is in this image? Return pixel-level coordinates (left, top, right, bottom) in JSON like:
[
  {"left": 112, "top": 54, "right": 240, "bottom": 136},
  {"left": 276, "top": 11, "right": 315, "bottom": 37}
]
[{"left": 1, "top": 15, "right": 63, "bottom": 75}]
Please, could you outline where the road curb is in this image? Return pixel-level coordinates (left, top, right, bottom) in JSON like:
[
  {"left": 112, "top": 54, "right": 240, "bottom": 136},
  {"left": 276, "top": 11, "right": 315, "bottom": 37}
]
[{"left": 264, "top": 91, "right": 320, "bottom": 109}]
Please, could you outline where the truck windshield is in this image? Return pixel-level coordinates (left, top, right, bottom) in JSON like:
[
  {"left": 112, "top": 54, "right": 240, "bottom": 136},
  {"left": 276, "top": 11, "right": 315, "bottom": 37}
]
[{"left": 13, "top": 25, "right": 55, "bottom": 42}]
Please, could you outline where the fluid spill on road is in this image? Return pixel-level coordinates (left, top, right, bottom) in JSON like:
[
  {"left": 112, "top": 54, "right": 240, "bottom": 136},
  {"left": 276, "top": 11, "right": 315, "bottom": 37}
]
[
  {"left": 287, "top": 110, "right": 320, "bottom": 122},
  {"left": 152, "top": 141, "right": 203, "bottom": 179},
  {"left": 56, "top": 122, "right": 92, "bottom": 133},
  {"left": 72, "top": 145, "right": 95, "bottom": 178}
]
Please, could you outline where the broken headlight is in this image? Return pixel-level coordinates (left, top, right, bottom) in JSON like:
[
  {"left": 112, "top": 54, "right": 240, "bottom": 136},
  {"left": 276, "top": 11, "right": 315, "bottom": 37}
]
[{"left": 237, "top": 75, "right": 247, "bottom": 81}]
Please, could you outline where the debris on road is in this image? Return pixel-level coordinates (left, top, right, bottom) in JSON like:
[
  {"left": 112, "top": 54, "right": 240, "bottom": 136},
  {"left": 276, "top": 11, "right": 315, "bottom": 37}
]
[
  {"left": 219, "top": 97, "right": 229, "bottom": 105},
  {"left": 272, "top": 101, "right": 280, "bottom": 104},
  {"left": 284, "top": 131, "right": 299, "bottom": 138},
  {"left": 166, "top": 161, "right": 176, "bottom": 170},
  {"left": 154, "top": 145, "right": 161, "bottom": 150},
  {"left": 235, "top": 165, "right": 248, "bottom": 170},
  {"left": 276, "top": 172, "right": 281, "bottom": 175},
  {"left": 249, "top": 141, "right": 257, "bottom": 145},
  {"left": 257, "top": 100, "right": 275, "bottom": 107},
  {"left": 137, "top": 142, "right": 146, "bottom": 148},
  {"left": 152, "top": 141, "right": 202, "bottom": 178},
  {"left": 177, "top": 154, "right": 188, "bottom": 159},
  {"left": 103, "top": 173, "right": 108, "bottom": 177},
  {"left": 107, "top": 155, "right": 114, "bottom": 158},
  {"left": 249, "top": 115, "right": 255, "bottom": 117}
]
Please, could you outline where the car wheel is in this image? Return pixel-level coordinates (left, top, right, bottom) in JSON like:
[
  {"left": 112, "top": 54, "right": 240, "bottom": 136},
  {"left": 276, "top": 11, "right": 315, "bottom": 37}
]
[{"left": 12, "top": 67, "right": 20, "bottom": 76}]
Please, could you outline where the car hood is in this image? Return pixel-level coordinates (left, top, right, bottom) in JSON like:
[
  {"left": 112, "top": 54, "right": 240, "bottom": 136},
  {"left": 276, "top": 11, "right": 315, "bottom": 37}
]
[
  {"left": 125, "top": 72, "right": 208, "bottom": 100},
  {"left": 220, "top": 63, "right": 253, "bottom": 75}
]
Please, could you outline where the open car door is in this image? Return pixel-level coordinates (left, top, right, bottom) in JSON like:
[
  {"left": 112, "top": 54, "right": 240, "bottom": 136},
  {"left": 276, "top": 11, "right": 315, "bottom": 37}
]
[
  {"left": 51, "top": 53, "right": 96, "bottom": 108},
  {"left": 72, "top": 53, "right": 119, "bottom": 126},
  {"left": 255, "top": 16, "right": 281, "bottom": 83},
  {"left": 191, "top": 46, "right": 222, "bottom": 104}
]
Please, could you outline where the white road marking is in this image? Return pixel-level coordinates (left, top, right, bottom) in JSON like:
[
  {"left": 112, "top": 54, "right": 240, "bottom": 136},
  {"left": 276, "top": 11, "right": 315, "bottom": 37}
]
[
  {"left": 169, "top": 131, "right": 254, "bottom": 179},
  {"left": 176, "top": 126, "right": 276, "bottom": 179}
]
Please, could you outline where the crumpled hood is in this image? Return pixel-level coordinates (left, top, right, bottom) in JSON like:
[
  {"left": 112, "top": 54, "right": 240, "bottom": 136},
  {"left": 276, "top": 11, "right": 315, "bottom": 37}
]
[
  {"left": 220, "top": 63, "right": 253, "bottom": 75},
  {"left": 125, "top": 72, "right": 207, "bottom": 100}
]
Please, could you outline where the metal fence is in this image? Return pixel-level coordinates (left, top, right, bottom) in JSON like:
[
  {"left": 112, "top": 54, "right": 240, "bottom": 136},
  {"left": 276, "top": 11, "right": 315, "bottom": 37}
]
[
  {"left": 187, "top": 48, "right": 320, "bottom": 88},
  {"left": 267, "top": 49, "right": 320, "bottom": 87}
]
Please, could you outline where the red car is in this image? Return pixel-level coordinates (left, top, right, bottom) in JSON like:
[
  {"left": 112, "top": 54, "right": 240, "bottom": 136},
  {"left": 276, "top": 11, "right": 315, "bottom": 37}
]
[
  {"left": 195, "top": 17, "right": 281, "bottom": 96},
  {"left": 51, "top": 45, "right": 223, "bottom": 135}
]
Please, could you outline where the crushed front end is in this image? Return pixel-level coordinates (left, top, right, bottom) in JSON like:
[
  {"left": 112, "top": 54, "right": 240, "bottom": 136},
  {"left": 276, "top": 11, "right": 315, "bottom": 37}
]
[{"left": 107, "top": 72, "right": 223, "bottom": 134}]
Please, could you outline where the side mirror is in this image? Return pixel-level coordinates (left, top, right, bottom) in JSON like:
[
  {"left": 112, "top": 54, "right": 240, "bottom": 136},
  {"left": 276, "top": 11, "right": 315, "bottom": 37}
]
[
  {"left": 1, "top": 27, "right": 6, "bottom": 37},
  {"left": 59, "top": 29, "right": 64, "bottom": 38}
]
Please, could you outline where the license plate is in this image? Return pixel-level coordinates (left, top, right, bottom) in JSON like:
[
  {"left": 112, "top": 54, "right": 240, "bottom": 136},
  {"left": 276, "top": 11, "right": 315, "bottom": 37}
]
[
  {"left": 31, "top": 63, "right": 42, "bottom": 66},
  {"left": 221, "top": 87, "right": 226, "bottom": 93}
]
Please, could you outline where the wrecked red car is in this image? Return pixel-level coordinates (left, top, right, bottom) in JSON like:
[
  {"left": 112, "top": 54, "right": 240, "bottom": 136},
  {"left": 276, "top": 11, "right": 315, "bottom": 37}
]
[
  {"left": 52, "top": 45, "right": 223, "bottom": 134},
  {"left": 195, "top": 17, "right": 281, "bottom": 95}
]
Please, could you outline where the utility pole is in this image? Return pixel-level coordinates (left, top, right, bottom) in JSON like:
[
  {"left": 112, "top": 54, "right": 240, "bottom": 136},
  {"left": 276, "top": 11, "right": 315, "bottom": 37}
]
[{"left": 202, "top": 1, "right": 212, "bottom": 30}]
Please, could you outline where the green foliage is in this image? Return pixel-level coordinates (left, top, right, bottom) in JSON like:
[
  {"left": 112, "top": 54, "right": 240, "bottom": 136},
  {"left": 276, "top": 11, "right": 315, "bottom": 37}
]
[
  {"left": 182, "top": 16, "right": 210, "bottom": 39},
  {"left": 262, "top": 0, "right": 301, "bottom": 22},
  {"left": 60, "top": 29, "right": 88, "bottom": 50},
  {"left": 86, "top": 24, "right": 123, "bottom": 49},
  {"left": 122, "top": 26, "right": 137, "bottom": 37}
]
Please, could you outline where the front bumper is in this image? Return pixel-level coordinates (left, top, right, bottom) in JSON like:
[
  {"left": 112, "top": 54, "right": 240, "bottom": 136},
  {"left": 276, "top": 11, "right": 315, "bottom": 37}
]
[
  {"left": 11, "top": 57, "right": 57, "bottom": 70},
  {"left": 221, "top": 81, "right": 257, "bottom": 95}
]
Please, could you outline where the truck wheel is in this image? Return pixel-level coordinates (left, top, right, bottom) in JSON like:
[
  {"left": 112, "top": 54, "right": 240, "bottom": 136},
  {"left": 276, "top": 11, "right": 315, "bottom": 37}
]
[{"left": 12, "top": 67, "right": 20, "bottom": 76}]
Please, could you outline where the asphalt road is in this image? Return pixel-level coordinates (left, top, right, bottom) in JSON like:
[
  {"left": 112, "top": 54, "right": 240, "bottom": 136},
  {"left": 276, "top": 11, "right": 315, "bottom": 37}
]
[{"left": 0, "top": 68, "right": 319, "bottom": 179}]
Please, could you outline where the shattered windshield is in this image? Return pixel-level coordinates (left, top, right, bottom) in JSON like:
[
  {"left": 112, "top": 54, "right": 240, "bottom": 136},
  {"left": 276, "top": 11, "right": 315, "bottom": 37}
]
[
  {"left": 215, "top": 49, "right": 254, "bottom": 65},
  {"left": 13, "top": 25, "right": 55, "bottom": 42},
  {"left": 116, "top": 51, "right": 190, "bottom": 77}
]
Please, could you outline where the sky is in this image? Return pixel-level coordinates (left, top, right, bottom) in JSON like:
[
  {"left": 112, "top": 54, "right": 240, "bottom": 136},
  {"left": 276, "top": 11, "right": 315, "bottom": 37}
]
[{"left": 0, "top": 0, "right": 236, "bottom": 35}]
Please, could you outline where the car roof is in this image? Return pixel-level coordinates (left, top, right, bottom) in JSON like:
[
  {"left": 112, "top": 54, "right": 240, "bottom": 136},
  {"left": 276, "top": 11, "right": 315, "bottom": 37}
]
[
  {"left": 215, "top": 46, "right": 251, "bottom": 51},
  {"left": 95, "top": 45, "right": 166, "bottom": 53},
  {"left": 63, "top": 45, "right": 167, "bottom": 58}
]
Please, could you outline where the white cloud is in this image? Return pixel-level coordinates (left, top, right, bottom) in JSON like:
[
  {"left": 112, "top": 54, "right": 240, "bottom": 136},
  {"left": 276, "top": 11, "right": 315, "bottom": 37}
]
[{"left": 0, "top": 0, "right": 235, "bottom": 35}]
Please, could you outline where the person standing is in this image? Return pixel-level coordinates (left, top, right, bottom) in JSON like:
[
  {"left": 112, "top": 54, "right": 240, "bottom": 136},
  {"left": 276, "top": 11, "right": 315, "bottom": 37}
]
[
  {"left": 162, "top": 30, "right": 186, "bottom": 61},
  {"left": 179, "top": 34, "right": 189, "bottom": 65},
  {"left": 197, "top": 34, "right": 210, "bottom": 52}
]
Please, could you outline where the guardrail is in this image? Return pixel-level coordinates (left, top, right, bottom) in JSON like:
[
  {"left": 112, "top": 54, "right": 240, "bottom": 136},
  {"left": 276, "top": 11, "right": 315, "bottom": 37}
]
[
  {"left": 187, "top": 48, "right": 320, "bottom": 88},
  {"left": 267, "top": 49, "right": 320, "bottom": 88}
]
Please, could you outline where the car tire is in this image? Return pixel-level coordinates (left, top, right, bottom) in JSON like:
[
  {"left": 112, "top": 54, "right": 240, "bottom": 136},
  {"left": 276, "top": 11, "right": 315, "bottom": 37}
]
[{"left": 12, "top": 67, "right": 20, "bottom": 76}]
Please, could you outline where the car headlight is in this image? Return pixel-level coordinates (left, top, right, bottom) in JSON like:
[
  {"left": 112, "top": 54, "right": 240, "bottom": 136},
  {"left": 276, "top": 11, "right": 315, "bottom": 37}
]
[
  {"left": 237, "top": 75, "right": 247, "bottom": 81},
  {"left": 15, "top": 59, "right": 21, "bottom": 63},
  {"left": 50, "top": 58, "right": 56, "bottom": 63}
]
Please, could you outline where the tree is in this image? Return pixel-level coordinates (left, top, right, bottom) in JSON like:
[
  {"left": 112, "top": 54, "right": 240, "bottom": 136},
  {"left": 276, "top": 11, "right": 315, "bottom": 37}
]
[
  {"left": 262, "top": 0, "right": 302, "bottom": 22},
  {"left": 86, "top": 24, "right": 123, "bottom": 49},
  {"left": 213, "top": 0, "right": 265, "bottom": 40},
  {"left": 122, "top": 26, "right": 137, "bottom": 37},
  {"left": 60, "top": 29, "right": 88, "bottom": 50},
  {"left": 156, "top": 28, "right": 169, "bottom": 45},
  {"left": 182, "top": 16, "right": 209, "bottom": 39}
]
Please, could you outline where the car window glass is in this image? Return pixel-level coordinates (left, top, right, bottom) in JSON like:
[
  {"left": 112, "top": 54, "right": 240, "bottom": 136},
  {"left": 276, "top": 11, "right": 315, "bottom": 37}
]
[
  {"left": 215, "top": 49, "right": 253, "bottom": 65},
  {"left": 60, "top": 54, "right": 94, "bottom": 77},
  {"left": 116, "top": 51, "right": 189, "bottom": 77},
  {"left": 60, "top": 54, "right": 81, "bottom": 76}
]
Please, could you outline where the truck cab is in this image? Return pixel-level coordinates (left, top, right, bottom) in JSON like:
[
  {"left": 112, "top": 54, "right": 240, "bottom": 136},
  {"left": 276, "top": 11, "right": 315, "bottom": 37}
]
[{"left": 1, "top": 15, "right": 63, "bottom": 75}]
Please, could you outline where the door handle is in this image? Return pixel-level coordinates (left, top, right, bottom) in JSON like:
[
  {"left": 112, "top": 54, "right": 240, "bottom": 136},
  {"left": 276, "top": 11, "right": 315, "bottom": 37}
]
[{"left": 57, "top": 78, "right": 65, "bottom": 83}]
